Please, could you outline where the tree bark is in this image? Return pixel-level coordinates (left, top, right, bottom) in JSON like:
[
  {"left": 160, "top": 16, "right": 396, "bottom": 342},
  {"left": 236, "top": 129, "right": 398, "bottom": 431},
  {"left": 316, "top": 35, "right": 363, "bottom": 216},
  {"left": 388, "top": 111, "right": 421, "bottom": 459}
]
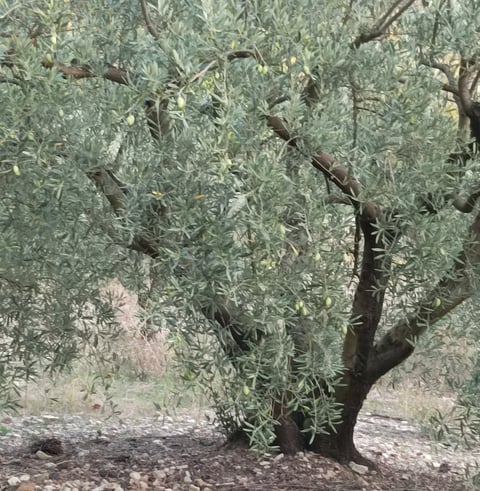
[{"left": 309, "top": 375, "right": 373, "bottom": 465}]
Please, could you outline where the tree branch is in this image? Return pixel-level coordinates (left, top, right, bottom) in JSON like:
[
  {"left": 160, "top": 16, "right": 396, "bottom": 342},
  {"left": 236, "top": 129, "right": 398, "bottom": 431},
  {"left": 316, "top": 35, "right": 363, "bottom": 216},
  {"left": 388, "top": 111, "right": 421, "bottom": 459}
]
[
  {"left": 42, "top": 58, "right": 131, "bottom": 85},
  {"left": 343, "top": 220, "right": 388, "bottom": 376},
  {"left": 470, "top": 70, "right": 480, "bottom": 96},
  {"left": 266, "top": 115, "right": 379, "bottom": 220},
  {"left": 351, "top": 0, "right": 416, "bottom": 48},
  {"left": 458, "top": 57, "right": 475, "bottom": 114},
  {"left": 139, "top": 0, "right": 159, "bottom": 40},
  {"left": 366, "top": 210, "right": 480, "bottom": 381},
  {"left": 86, "top": 168, "right": 159, "bottom": 258}
]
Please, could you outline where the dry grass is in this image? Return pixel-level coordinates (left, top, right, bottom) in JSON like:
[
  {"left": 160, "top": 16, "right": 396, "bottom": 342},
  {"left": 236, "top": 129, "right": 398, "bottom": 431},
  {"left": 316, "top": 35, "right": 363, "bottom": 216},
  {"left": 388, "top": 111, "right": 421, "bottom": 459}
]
[
  {"left": 364, "top": 383, "right": 456, "bottom": 423},
  {"left": 17, "top": 280, "right": 208, "bottom": 418}
]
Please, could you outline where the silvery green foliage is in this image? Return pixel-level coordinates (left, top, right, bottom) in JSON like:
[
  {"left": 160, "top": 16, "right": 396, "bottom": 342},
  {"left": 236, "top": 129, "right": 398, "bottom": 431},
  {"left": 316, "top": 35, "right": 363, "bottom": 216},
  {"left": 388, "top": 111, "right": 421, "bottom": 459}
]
[{"left": 1, "top": 0, "right": 480, "bottom": 449}]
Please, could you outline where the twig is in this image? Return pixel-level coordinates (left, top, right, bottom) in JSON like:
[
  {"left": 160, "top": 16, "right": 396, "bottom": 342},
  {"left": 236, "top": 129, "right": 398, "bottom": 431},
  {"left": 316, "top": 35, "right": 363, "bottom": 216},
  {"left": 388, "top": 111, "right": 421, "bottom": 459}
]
[
  {"left": 0, "top": 2, "right": 22, "bottom": 20},
  {"left": 139, "top": 0, "right": 159, "bottom": 39},
  {"left": 0, "top": 76, "right": 22, "bottom": 86}
]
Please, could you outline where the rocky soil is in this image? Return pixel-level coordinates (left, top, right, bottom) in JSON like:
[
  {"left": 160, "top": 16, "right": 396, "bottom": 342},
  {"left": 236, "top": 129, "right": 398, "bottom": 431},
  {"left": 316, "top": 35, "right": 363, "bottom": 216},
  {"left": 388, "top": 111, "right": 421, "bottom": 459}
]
[{"left": 0, "top": 410, "right": 478, "bottom": 490}]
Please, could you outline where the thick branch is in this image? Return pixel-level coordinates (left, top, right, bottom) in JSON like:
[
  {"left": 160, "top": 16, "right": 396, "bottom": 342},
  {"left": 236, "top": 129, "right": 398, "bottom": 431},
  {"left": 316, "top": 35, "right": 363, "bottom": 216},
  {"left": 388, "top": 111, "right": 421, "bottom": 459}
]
[
  {"left": 266, "top": 115, "right": 379, "bottom": 220},
  {"left": 421, "top": 60, "right": 461, "bottom": 99},
  {"left": 87, "top": 168, "right": 159, "bottom": 258},
  {"left": 367, "top": 211, "right": 480, "bottom": 381},
  {"left": 470, "top": 70, "right": 480, "bottom": 96},
  {"left": 343, "top": 220, "right": 388, "bottom": 376},
  {"left": 42, "top": 58, "right": 130, "bottom": 85},
  {"left": 458, "top": 57, "right": 475, "bottom": 114}
]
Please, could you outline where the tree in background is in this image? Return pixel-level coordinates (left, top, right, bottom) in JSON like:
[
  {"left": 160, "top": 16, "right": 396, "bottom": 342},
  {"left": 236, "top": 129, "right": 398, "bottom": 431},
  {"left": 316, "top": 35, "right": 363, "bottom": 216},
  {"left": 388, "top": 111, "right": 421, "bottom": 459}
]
[{"left": 2, "top": 0, "right": 480, "bottom": 465}]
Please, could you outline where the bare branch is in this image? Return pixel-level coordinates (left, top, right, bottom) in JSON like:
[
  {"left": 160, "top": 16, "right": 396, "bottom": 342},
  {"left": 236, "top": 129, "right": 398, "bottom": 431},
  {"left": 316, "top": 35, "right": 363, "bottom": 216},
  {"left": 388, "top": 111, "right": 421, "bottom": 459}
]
[
  {"left": 376, "top": 0, "right": 416, "bottom": 32},
  {"left": 139, "top": 0, "right": 159, "bottom": 40},
  {"left": 458, "top": 57, "right": 475, "bottom": 114},
  {"left": 470, "top": 69, "right": 480, "bottom": 96},
  {"left": 343, "top": 219, "right": 388, "bottom": 375},
  {"left": 227, "top": 49, "right": 261, "bottom": 62},
  {"left": 351, "top": 0, "right": 415, "bottom": 48},
  {"left": 42, "top": 58, "right": 131, "bottom": 85},
  {"left": 426, "top": 61, "right": 456, "bottom": 86},
  {"left": 86, "top": 168, "right": 128, "bottom": 214},
  {"left": 441, "top": 83, "right": 459, "bottom": 96}
]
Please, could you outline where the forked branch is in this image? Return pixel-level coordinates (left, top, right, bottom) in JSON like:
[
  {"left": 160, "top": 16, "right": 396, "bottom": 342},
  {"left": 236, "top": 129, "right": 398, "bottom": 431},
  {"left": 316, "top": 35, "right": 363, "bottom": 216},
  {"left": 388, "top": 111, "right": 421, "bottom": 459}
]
[
  {"left": 351, "top": 0, "right": 416, "bottom": 48},
  {"left": 367, "top": 210, "right": 480, "bottom": 381},
  {"left": 266, "top": 115, "right": 379, "bottom": 220}
]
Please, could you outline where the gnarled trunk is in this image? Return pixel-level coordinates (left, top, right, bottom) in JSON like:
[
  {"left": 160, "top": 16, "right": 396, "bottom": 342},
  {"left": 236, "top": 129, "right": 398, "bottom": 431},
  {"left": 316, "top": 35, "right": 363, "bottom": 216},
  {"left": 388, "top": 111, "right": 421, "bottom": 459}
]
[
  {"left": 270, "top": 374, "right": 373, "bottom": 464},
  {"left": 308, "top": 376, "right": 373, "bottom": 465}
]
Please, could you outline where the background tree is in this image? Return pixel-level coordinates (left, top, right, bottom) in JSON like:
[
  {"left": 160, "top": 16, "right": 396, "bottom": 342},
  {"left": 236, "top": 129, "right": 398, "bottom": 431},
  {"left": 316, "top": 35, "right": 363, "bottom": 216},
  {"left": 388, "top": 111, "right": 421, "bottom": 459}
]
[{"left": 2, "top": 0, "right": 480, "bottom": 466}]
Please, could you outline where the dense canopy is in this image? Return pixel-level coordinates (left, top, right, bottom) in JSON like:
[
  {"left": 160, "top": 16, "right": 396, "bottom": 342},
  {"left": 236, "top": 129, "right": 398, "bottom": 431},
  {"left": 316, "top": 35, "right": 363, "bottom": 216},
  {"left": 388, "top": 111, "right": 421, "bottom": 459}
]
[{"left": 1, "top": 0, "right": 480, "bottom": 463}]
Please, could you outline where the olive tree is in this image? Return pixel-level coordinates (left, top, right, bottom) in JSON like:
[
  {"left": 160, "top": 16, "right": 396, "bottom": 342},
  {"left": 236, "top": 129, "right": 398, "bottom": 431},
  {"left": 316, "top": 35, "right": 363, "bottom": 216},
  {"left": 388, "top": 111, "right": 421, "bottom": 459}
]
[{"left": 2, "top": 0, "right": 480, "bottom": 465}]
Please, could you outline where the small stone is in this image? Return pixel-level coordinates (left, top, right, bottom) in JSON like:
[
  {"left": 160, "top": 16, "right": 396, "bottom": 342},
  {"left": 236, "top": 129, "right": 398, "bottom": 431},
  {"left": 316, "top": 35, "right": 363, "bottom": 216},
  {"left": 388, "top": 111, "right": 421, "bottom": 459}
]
[
  {"left": 7, "top": 477, "right": 21, "bottom": 486},
  {"left": 32, "top": 472, "right": 49, "bottom": 482},
  {"left": 17, "top": 482, "right": 36, "bottom": 491},
  {"left": 153, "top": 470, "right": 166, "bottom": 480},
  {"left": 324, "top": 470, "right": 337, "bottom": 480},
  {"left": 349, "top": 461, "right": 368, "bottom": 475},
  {"left": 129, "top": 471, "right": 142, "bottom": 481},
  {"left": 44, "top": 462, "right": 57, "bottom": 468},
  {"left": 36, "top": 450, "right": 51, "bottom": 460},
  {"left": 194, "top": 479, "right": 209, "bottom": 487},
  {"left": 19, "top": 475, "right": 31, "bottom": 482},
  {"left": 273, "top": 453, "right": 284, "bottom": 462},
  {"left": 188, "top": 486, "right": 200, "bottom": 491},
  {"left": 438, "top": 462, "right": 450, "bottom": 473}
]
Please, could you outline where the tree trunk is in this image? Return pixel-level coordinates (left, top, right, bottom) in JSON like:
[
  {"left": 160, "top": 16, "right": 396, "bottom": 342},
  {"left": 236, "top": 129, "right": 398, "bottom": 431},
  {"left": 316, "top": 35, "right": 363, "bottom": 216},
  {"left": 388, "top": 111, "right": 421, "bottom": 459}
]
[
  {"left": 309, "top": 375, "right": 373, "bottom": 465},
  {"left": 267, "top": 374, "right": 373, "bottom": 464}
]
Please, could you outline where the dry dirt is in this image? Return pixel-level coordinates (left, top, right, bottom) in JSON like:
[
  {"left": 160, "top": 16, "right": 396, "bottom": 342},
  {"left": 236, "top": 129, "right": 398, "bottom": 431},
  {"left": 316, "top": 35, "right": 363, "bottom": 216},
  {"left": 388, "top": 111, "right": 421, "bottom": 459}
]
[{"left": 0, "top": 411, "right": 478, "bottom": 491}]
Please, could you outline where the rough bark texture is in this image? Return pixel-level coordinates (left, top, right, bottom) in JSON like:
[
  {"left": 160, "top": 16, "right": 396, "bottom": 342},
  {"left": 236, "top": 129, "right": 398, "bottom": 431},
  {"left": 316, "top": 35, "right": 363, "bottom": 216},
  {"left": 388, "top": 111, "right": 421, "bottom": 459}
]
[
  {"left": 309, "top": 377, "right": 373, "bottom": 465},
  {"left": 272, "top": 402, "right": 305, "bottom": 455}
]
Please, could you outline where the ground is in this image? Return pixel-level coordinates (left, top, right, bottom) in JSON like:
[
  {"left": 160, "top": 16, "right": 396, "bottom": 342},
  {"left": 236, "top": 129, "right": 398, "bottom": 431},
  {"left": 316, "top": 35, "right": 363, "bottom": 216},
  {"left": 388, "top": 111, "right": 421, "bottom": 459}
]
[{"left": 0, "top": 410, "right": 478, "bottom": 491}]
